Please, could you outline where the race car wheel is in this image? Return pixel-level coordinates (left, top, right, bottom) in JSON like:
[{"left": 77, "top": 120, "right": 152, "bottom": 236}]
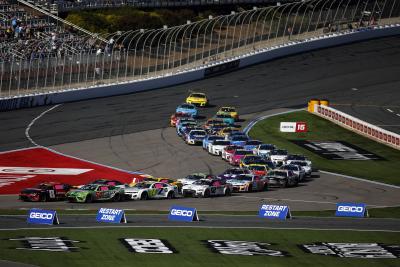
[
  {"left": 112, "top": 193, "right": 121, "bottom": 202},
  {"left": 280, "top": 180, "right": 288, "bottom": 188},
  {"left": 224, "top": 189, "right": 231, "bottom": 196},
  {"left": 263, "top": 183, "right": 269, "bottom": 191},
  {"left": 248, "top": 185, "right": 253, "bottom": 193},
  {"left": 203, "top": 189, "right": 210, "bottom": 198},
  {"left": 167, "top": 192, "right": 174, "bottom": 199},
  {"left": 41, "top": 194, "right": 48, "bottom": 202},
  {"left": 85, "top": 195, "right": 92, "bottom": 203},
  {"left": 141, "top": 192, "right": 148, "bottom": 200}
]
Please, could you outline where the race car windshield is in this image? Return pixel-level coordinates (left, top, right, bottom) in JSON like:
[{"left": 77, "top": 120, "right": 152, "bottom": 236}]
[
  {"left": 221, "top": 107, "right": 235, "bottom": 112},
  {"left": 244, "top": 157, "right": 261, "bottom": 163},
  {"left": 134, "top": 183, "right": 152, "bottom": 189},
  {"left": 249, "top": 166, "right": 265, "bottom": 171},
  {"left": 190, "top": 93, "right": 205, "bottom": 98},
  {"left": 246, "top": 141, "right": 261, "bottom": 145},
  {"left": 232, "top": 136, "right": 248, "bottom": 141},
  {"left": 190, "top": 131, "right": 206, "bottom": 136},
  {"left": 235, "top": 150, "right": 252, "bottom": 155},
  {"left": 271, "top": 171, "right": 288, "bottom": 177},
  {"left": 284, "top": 166, "right": 298, "bottom": 171},
  {"left": 259, "top": 144, "right": 275, "bottom": 150},
  {"left": 81, "top": 185, "right": 98, "bottom": 191},
  {"left": 214, "top": 141, "right": 231, "bottom": 146},
  {"left": 180, "top": 104, "right": 195, "bottom": 109},
  {"left": 216, "top": 114, "right": 231, "bottom": 118},
  {"left": 291, "top": 161, "right": 307, "bottom": 166},
  {"left": 193, "top": 180, "right": 211, "bottom": 185},
  {"left": 270, "top": 150, "right": 288, "bottom": 155},
  {"left": 289, "top": 155, "right": 306, "bottom": 160},
  {"left": 236, "top": 175, "right": 253, "bottom": 181},
  {"left": 209, "top": 136, "right": 224, "bottom": 141},
  {"left": 186, "top": 175, "right": 203, "bottom": 180}
]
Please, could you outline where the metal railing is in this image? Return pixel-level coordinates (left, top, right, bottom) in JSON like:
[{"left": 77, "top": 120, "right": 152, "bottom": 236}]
[{"left": 1, "top": 0, "right": 399, "bottom": 98}]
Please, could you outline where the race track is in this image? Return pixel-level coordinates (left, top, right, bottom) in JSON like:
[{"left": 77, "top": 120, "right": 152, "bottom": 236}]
[{"left": 0, "top": 35, "right": 399, "bottom": 213}]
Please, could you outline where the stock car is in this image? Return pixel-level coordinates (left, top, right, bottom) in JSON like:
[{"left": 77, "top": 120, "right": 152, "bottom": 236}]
[
  {"left": 253, "top": 144, "right": 276, "bottom": 156},
  {"left": 186, "top": 92, "right": 209, "bottom": 107},
  {"left": 208, "top": 140, "right": 232, "bottom": 156},
  {"left": 246, "top": 164, "right": 269, "bottom": 176},
  {"left": 214, "top": 114, "right": 235, "bottom": 126},
  {"left": 289, "top": 160, "right": 312, "bottom": 177},
  {"left": 170, "top": 112, "right": 191, "bottom": 127},
  {"left": 239, "top": 155, "right": 266, "bottom": 168},
  {"left": 178, "top": 173, "right": 213, "bottom": 185},
  {"left": 243, "top": 140, "right": 263, "bottom": 151},
  {"left": 269, "top": 149, "right": 289, "bottom": 164},
  {"left": 176, "top": 103, "right": 198, "bottom": 117},
  {"left": 177, "top": 121, "right": 198, "bottom": 136},
  {"left": 66, "top": 184, "right": 125, "bottom": 203},
  {"left": 226, "top": 174, "right": 268, "bottom": 192},
  {"left": 124, "top": 182, "right": 178, "bottom": 200},
  {"left": 216, "top": 106, "right": 239, "bottom": 120},
  {"left": 19, "top": 182, "right": 72, "bottom": 202},
  {"left": 222, "top": 144, "right": 243, "bottom": 161},
  {"left": 280, "top": 164, "right": 305, "bottom": 181},
  {"left": 202, "top": 135, "right": 225, "bottom": 149},
  {"left": 286, "top": 154, "right": 312, "bottom": 167},
  {"left": 228, "top": 134, "right": 249, "bottom": 146},
  {"left": 185, "top": 129, "right": 207, "bottom": 145},
  {"left": 217, "top": 127, "right": 241, "bottom": 137},
  {"left": 266, "top": 170, "right": 298, "bottom": 188},
  {"left": 182, "top": 179, "right": 232, "bottom": 198},
  {"left": 229, "top": 149, "right": 254, "bottom": 166}
]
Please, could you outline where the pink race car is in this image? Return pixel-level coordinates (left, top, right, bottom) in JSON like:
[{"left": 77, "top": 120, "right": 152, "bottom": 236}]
[{"left": 229, "top": 149, "right": 253, "bottom": 166}]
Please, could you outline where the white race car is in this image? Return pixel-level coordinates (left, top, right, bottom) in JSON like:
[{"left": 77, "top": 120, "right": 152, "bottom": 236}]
[
  {"left": 124, "top": 182, "right": 178, "bottom": 200},
  {"left": 182, "top": 179, "right": 232, "bottom": 198},
  {"left": 208, "top": 140, "right": 231, "bottom": 156},
  {"left": 288, "top": 160, "right": 312, "bottom": 177},
  {"left": 269, "top": 149, "right": 288, "bottom": 164},
  {"left": 253, "top": 144, "right": 276, "bottom": 156},
  {"left": 280, "top": 164, "right": 305, "bottom": 181}
]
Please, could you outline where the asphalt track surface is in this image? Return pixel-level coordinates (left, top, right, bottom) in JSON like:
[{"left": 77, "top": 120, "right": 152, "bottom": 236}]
[
  {"left": 0, "top": 214, "right": 399, "bottom": 231},
  {"left": 0, "top": 36, "right": 399, "bottom": 215}
]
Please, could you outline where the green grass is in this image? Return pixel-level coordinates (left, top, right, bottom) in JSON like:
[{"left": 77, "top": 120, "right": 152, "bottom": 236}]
[
  {"left": 0, "top": 228, "right": 399, "bottom": 267},
  {"left": 1, "top": 206, "right": 400, "bottom": 218},
  {"left": 248, "top": 110, "right": 400, "bottom": 185}
]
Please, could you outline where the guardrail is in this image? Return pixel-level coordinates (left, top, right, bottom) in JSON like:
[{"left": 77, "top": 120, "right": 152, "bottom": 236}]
[{"left": 312, "top": 104, "right": 400, "bottom": 150}]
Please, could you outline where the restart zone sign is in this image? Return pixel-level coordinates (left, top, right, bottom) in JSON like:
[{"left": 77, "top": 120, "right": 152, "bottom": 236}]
[
  {"left": 168, "top": 205, "right": 199, "bottom": 222},
  {"left": 259, "top": 204, "right": 291, "bottom": 220},
  {"left": 291, "top": 140, "right": 383, "bottom": 160},
  {"left": 96, "top": 208, "right": 126, "bottom": 223},
  {"left": 27, "top": 209, "right": 59, "bottom": 225},
  {"left": 335, "top": 203, "right": 368, "bottom": 218}
]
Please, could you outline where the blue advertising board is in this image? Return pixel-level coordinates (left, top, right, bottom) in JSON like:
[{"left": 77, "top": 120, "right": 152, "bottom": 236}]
[
  {"left": 335, "top": 203, "right": 368, "bottom": 217},
  {"left": 27, "top": 209, "right": 59, "bottom": 225},
  {"left": 168, "top": 205, "right": 199, "bottom": 222},
  {"left": 96, "top": 208, "right": 126, "bottom": 223},
  {"left": 258, "top": 204, "right": 291, "bottom": 220}
]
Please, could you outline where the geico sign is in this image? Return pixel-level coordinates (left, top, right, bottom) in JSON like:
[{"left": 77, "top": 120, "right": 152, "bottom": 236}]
[
  {"left": 337, "top": 206, "right": 364, "bottom": 213},
  {"left": 29, "top": 212, "right": 53, "bottom": 219},
  {"left": 170, "top": 209, "right": 193, "bottom": 217}
]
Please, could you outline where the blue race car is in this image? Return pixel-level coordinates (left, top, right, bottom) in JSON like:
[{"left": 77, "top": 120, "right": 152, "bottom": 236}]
[
  {"left": 176, "top": 104, "right": 198, "bottom": 117},
  {"left": 202, "top": 135, "right": 225, "bottom": 150},
  {"left": 228, "top": 134, "right": 249, "bottom": 146},
  {"left": 243, "top": 140, "right": 263, "bottom": 151},
  {"left": 214, "top": 114, "right": 235, "bottom": 126}
]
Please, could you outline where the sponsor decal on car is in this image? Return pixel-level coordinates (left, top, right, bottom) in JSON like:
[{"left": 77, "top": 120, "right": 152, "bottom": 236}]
[
  {"left": 121, "top": 238, "right": 177, "bottom": 254},
  {"left": 27, "top": 209, "right": 59, "bottom": 225},
  {"left": 258, "top": 204, "right": 291, "bottom": 220},
  {"left": 96, "top": 208, "right": 126, "bottom": 223},
  {"left": 300, "top": 243, "right": 400, "bottom": 258},
  {"left": 7, "top": 237, "right": 80, "bottom": 252},
  {"left": 291, "top": 140, "right": 383, "bottom": 160},
  {"left": 335, "top": 202, "right": 368, "bottom": 217},
  {"left": 168, "top": 205, "right": 199, "bottom": 222},
  {"left": 206, "top": 240, "right": 289, "bottom": 256}
]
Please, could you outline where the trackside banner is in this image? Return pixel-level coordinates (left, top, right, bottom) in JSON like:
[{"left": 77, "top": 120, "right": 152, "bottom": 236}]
[
  {"left": 259, "top": 204, "right": 291, "bottom": 220},
  {"left": 96, "top": 208, "right": 126, "bottom": 223},
  {"left": 335, "top": 203, "right": 368, "bottom": 217},
  {"left": 168, "top": 205, "right": 199, "bottom": 222},
  {"left": 27, "top": 209, "right": 59, "bottom": 225}
]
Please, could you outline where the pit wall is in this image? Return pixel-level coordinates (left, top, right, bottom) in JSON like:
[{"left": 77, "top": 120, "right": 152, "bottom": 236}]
[
  {"left": 312, "top": 104, "right": 400, "bottom": 150},
  {"left": 1, "top": 25, "right": 399, "bottom": 111}
]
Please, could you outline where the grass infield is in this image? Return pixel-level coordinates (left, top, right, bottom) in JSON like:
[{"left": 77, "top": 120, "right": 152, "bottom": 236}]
[
  {"left": 0, "top": 228, "right": 399, "bottom": 267},
  {"left": 248, "top": 110, "right": 400, "bottom": 186}
]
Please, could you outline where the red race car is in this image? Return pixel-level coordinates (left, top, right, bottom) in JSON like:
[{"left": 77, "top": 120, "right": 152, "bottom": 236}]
[
  {"left": 19, "top": 182, "right": 72, "bottom": 202},
  {"left": 170, "top": 112, "right": 191, "bottom": 127}
]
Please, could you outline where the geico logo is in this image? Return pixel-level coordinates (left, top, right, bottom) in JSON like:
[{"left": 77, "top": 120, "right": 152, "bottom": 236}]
[
  {"left": 338, "top": 206, "right": 363, "bottom": 213},
  {"left": 30, "top": 212, "right": 53, "bottom": 219},
  {"left": 171, "top": 209, "right": 193, "bottom": 217}
]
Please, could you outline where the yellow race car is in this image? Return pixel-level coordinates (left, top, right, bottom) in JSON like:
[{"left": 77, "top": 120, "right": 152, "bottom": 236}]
[
  {"left": 217, "top": 106, "right": 239, "bottom": 120},
  {"left": 186, "top": 92, "right": 209, "bottom": 107},
  {"left": 217, "top": 126, "right": 241, "bottom": 137}
]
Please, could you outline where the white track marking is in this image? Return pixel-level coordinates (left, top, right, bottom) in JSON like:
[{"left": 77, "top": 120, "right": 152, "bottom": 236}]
[
  {"left": 351, "top": 88, "right": 358, "bottom": 91},
  {"left": 387, "top": 108, "right": 393, "bottom": 113},
  {"left": 25, "top": 104, "right": 61, "bottom": 147},
  {"left": 397, "top": 114, "right": 400, "bottom": 117},
  {"left": 0, "top": 225, "right": 399, "bottom": 232}
]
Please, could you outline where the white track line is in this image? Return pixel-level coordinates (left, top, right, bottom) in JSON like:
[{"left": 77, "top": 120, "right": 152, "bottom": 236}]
[
  {"left": 25, "top": 104, "right": 61, "bottom": 147},
  {"left": 0, "top": 225, "right": 399, "bottom": 232},
  {"left": 387, "top": 108, "right": 394, "bottom": 113}
]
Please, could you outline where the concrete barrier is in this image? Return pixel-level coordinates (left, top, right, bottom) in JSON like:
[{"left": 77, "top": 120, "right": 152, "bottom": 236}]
[
  {"left": 312, "top": 104, "right": 400, "bottom": 150},
  {"left": 1, "top": 25, "right": 399, "bottom": 111}
]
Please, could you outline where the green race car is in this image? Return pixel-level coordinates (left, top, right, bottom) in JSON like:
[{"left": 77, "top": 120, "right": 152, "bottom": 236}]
[{"left": 66, "top": 184, "right": 124, "bottom": 203}]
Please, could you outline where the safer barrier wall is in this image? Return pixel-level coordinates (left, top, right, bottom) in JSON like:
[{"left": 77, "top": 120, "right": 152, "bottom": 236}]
[
  {"left": 1, "top": 25, "right": 399, "bottom": 111},
  {"left": 312, "top": 104, "right": 400, "bottom": 150}
]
